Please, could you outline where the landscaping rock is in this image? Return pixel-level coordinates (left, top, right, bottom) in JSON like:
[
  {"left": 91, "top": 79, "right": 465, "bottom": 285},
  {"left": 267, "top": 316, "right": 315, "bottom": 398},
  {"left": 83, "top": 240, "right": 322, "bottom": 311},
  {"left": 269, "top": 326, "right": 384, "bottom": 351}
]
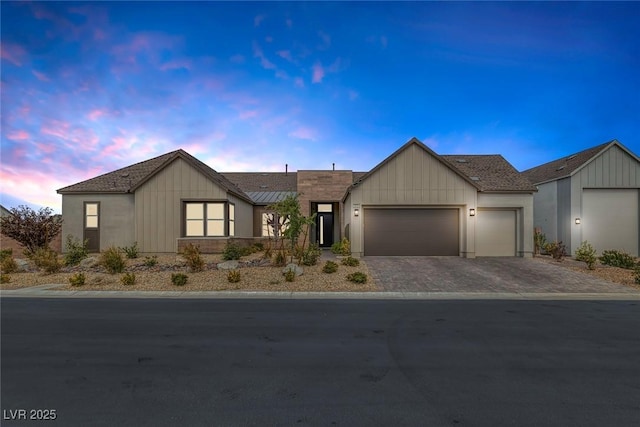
[
  {"left": 14, "top": 258, "right": 31, "bottom": 272},
  {"left": 282, "top": 263, "right": 303, "bottom": 276},
  {"left": 80, "top": 257, "right": 98, "bottom": 268},
  {"left": 217, "top": 260, "right": 240, "bottom": 270}
]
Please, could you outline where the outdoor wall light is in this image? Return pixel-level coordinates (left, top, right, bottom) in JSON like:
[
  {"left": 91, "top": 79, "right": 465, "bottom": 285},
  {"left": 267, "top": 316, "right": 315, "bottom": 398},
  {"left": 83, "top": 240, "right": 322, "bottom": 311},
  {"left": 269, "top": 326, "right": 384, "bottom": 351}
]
[
  {"left": 469, "top": 208, "right": 476, "bottom": 216},
  {"left": 354, "top": 208, "right": 359, "bottom": 217},
  {"left": 575, "top": 218, "right": 581, "bottom": 225}
]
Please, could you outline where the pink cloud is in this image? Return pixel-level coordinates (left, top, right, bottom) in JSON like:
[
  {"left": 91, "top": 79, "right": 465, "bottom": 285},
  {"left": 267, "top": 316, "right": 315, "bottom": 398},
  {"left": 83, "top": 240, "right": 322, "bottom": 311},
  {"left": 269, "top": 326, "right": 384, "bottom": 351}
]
[
  {"left": 87, "top": 109, "right": 107, "bottom": 121},
  {"left": 160, "top": 59, "right": 192, "bottom": 71},
  {"left": 6, "top": 130, "right": 30, "bottom": 141},
  {"left": 312, "top": 63, "right": 325, "bottom": 83},
  {"left": 239, "top": 110, "right": 258, "bottom": 120},
  {"left": 288, "top": 126, "right": 317, "bottom": 141},
  {"left": 276, "top": 50, "right": 293, "bottom": 62},
  {"left": 294, "top": 77, "right": 304, "bottom": 88},
  {"left": 1, "top": 42, "right": 27, "bottom": 66},
  {"left": 252, "top": 41, "right": 276, "bottom": 70},
  {"left": 275, "top": 70, "right": 289, "bottom": 80},
  {"left": 32, "top": 70, "right": 50, "bottom": 82}
]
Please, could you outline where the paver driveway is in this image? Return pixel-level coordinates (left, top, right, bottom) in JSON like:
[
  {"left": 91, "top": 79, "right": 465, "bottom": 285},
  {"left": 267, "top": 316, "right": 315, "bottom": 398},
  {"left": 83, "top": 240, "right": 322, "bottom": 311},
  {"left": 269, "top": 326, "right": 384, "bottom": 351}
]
[{"left": 366, "top": 257, "right": 639, "bottom": 294}]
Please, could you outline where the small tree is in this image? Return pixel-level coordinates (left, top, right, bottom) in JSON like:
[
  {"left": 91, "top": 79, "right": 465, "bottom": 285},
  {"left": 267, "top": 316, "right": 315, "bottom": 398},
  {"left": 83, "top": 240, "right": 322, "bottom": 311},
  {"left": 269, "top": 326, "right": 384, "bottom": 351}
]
[
  {"left": 266, "top": 194, "right": 316, "bottom": 265},
  {"left": 0, "top": 205, "right": 62, "bottom": 255}
]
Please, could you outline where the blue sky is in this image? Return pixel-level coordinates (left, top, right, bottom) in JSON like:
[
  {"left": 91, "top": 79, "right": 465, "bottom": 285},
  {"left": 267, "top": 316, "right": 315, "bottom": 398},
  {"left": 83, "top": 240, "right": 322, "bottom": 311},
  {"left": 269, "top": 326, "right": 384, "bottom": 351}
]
[{"left": 1, "top": 1, "right": 639, "bottom": 212}]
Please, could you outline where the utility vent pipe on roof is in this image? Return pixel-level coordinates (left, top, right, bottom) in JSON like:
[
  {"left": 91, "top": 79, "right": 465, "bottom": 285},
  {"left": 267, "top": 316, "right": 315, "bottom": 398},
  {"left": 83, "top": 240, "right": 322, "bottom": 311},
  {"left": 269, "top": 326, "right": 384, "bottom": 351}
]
[
  {"left": 332, "top": 163, "right": 335, "bottom": 171},
  {"left": 285, "top": 164, "right": 288, "bottom": 175}
]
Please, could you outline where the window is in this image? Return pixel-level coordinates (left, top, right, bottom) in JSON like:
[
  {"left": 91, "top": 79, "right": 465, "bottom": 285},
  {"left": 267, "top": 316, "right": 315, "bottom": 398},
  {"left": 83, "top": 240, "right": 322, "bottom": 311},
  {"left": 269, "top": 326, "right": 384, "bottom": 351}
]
[
  {"left": 185, "top": 202, "right": 226, "bottom": 237},
  {"left": 229, "top": 204, "right": 235, "bottom": 237},
  {"left": 262, "top": 212, "right": 289, "bottom": 237},
  {"left": 85, "top": 203, "right": 99, "bottom": 228}
]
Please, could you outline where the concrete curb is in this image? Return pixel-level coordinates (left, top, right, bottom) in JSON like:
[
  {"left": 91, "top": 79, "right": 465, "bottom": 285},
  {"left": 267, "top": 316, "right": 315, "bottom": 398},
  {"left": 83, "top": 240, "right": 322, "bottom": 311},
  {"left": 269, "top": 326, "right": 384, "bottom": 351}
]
[{"left": 1, "top": 285, "right": 639, "bottom": 300}]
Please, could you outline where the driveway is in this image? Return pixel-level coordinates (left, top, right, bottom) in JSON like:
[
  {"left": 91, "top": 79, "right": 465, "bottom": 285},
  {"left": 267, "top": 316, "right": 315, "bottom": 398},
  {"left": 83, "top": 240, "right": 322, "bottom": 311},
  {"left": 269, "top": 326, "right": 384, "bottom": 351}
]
[{"left": 365, "top": 257, "right": 639, "bottom": 294}]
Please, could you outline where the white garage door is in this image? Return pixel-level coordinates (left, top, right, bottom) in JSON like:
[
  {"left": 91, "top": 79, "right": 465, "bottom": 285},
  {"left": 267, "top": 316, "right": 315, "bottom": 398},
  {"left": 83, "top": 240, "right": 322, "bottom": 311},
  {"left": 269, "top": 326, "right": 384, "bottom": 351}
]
[
  {"left": 583, "top": 189, "right": 638, "bottom": 256},
  {"left": 476, "top": 210, "right": 516, "bottom": 256}
]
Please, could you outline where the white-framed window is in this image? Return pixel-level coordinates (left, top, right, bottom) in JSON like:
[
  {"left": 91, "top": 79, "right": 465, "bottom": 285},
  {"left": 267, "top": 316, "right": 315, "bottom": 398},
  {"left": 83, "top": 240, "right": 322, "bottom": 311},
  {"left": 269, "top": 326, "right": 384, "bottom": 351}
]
[
  {"left": 262, "top": 212, "right": 289, "bottom": 237},
  {"left": 85, "top": 203, "right": 99, "bottom": 228},
  {"left": 185, "top": 202, "right": 227, "bottom": 237},
  {"left": 229, "top": 204, "right": 235, "bottom": 237}
]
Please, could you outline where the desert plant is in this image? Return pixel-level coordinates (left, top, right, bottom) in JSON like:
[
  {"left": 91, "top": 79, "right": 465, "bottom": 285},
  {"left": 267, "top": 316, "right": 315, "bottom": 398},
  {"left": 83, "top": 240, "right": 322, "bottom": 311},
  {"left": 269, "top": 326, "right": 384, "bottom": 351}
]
[
  {"left": 120, "top": 242, "right": 139, "bottom": 259},
  {"left": 0, "top": 205, "right": 62, "bottom": 255},
  {"left": 143, "top": 255, "right": 158, "bottom": 267},
  {"left": 227, "top": 270, "right": 241, "bottom": 283},
  {"left": 599, "top": 250, "right": 636, "bottom": 269},
  {"left": 284, "top": 268, "right": 296, "bottom": 282},
  {"left": 273, "top": 251, "right": 287, "bottom": 267},
  {"left": 544, "top": 241, "right": 567, "bottom": 261},
  {"left": 222, "top": 242, "right": 243, "bottom": 260},
  {"left": 302, "top": 243, "right": 322, "bottom": 266},
  {"left": 322, "top": 260, "right": 338, "bottom": 274},
  {"left": 634, "top": 266, "right": 640, "bottom": 285},
  {"left": 63, "top": 234, "right": 89, "bottom": 266},
  {"left": 181, "top": 243, "right": 204, "bottom": 272},
  {"left": 171, "top": 273, "right": 188, "bottom": 286},
  {"left": 331, "top": 237, "right": 351, "bottom": 256},
  {"left": 341, "top": 256, "right": 360, "bottom": 267},
  {"left": 0, "top": 250, "right": 18, "bottom": 274},
  {"left": 121, "top": 272, "right": 136, "bottom": 286},
  {"left": 31, "top": 247, "right": 62, "bottom": 273},
  {"left": 0, "top": 249, "right": 13, "bottom": 261},
  {"left": 575, "top": 241, "right": 597, "bottom": 270},
  {"left": 252, "top": 242, "right": 264, "bottom": 252},
  {"left": 1, "top": 274, "right": 10, "bottom": 284},
  {"left": 69, "top": 272, "right": 86, "bottom": 287},
  {"left": 347, "top": 271, "right": 368, "bottom": 284},
  {"left": 533, "top": 229, "right": 547, "bottom": 256},
  {"left": 100, "top": 246, "right": 126, "bottom": 274}
]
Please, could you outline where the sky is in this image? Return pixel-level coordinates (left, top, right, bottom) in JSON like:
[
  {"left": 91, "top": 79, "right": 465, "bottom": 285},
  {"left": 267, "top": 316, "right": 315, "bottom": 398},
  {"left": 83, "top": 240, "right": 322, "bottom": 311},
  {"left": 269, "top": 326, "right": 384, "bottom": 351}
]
[{"left": 1, "top": 1, "right": 639, "bottom": 213}]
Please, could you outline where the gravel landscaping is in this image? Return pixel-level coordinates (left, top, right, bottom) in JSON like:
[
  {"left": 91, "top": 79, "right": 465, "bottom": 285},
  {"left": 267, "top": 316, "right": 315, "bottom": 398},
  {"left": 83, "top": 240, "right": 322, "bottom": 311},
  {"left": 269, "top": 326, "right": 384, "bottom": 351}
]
[{"left": 0, "top": 252, "right": 378, "bottom": 292}]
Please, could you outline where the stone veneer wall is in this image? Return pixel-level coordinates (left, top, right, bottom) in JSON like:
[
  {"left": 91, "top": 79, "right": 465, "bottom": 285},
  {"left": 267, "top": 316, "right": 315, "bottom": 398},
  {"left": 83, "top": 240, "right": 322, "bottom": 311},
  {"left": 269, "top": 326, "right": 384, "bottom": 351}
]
[{"left": 296, "top": 171, "right": 353, "bottom": 217}]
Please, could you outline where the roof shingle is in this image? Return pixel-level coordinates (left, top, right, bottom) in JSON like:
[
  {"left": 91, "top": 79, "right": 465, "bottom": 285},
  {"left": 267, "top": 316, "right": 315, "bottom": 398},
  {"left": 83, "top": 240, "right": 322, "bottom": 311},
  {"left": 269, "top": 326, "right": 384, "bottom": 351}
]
[{"left": 443, "top": 155, "right": 538, "bottom": 192}]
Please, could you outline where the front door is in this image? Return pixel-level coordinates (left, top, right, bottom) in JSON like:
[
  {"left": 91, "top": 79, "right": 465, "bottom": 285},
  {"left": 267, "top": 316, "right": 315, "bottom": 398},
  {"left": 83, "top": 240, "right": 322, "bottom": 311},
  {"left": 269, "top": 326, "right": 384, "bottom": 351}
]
[
  {"left": 84, "top": 202, "right": 100, "bottom": 252},
  {"left": 316, "top": 212, "right": 334, "bottom": 248}
]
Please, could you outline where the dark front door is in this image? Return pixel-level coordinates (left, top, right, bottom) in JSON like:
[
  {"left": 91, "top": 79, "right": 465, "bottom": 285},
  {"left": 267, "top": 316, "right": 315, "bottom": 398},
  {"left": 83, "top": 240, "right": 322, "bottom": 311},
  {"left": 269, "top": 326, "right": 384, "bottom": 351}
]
[
  {"left": 316, "top": 212, "right": 334, "bottom": 248},
  {"left": 84, "top": 202, "right": 100, "bottom": 252}
]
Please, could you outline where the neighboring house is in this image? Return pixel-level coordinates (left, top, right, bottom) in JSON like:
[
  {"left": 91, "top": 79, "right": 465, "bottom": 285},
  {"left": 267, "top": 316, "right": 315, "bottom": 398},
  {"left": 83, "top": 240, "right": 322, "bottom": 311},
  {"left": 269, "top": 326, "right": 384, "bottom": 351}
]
[
  {"left": 58, "top": 137, "right": 536, "bottom": 257},
  {"left": 522, "top": 140, "right": 640, "bottom": 256},
  {"left": 343, "top": 138, "right": 537, "bottom": 257}
]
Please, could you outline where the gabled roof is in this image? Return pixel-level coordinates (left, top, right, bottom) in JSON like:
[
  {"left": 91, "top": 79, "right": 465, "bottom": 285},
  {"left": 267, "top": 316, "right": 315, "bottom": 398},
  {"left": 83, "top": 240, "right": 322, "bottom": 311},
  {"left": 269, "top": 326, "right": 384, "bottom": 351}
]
[
  {"left": 443, "top": 155, "right": 538, "bottom": 192},
  {"left": 222, "top": 172, "right": 297, "bottom": 192},
  {"left": 521, "top": 140, "right": 637, "bottom": 185},
  {"left": 57, "top": 149, "right": 253, "bottom": 203}
]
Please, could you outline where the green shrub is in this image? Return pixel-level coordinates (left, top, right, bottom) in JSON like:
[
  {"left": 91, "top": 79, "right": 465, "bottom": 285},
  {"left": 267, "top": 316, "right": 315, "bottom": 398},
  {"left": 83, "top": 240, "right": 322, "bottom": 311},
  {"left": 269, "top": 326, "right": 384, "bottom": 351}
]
[
  {"left": 0, "top": 274, "right": 10, "bottom": 284},
  {"left": 121, "top": 272, "right": 136, "bottom": 286},
  {"left": 143, "top": 255, "right": 158, "bottom": 267},
  {"left": 635, "top": 266, "right": 640, "bottom": 285},
  {"left": 534, "top": 230, "right": 547, "bottom": 256},
  {"left": 284, "top": 268, "right": 296, "bottom": 282},
  {"left": 331, "top": 238, "right": 351, "bottom": 256},
  {"left": 120, "top": 242, "right": 139, "bottom": 259},
  {"left": 171, "top": 273, "right": 188, "bottom": 286},
  {"left": 64, "top": 235, "right": 89, "bottom": 266},
  {"left": 341, "top": 256, "right": 360, "bottom": 267},
  {"left": 0, "top": 252, "right": 18, "bottom": 274},
  {"left": 302, "top": 243, "right": 322, "bottom": 266},
  {"left": 544, "top": 241, "right": 567, "bottom": 261},
  {"left": 273, "top": 251, "right": 287, "bottom": 267},
  {"left": 322, "top": 260, "right": 338, "bottom": 274},
  {"left": 575, "top": 241, "right": 597, "bottom": 270},
  {"left": 222, "top": 242, "right": 243, "bottom": 261},
  {"left": 100, "top": 246, "right": 125, "bottom": 274},
  {"left": 0, "top": 249, "right": 13, "bottom": 262},
  {"left": 347, "top": 271, "right": 368, "bottom": 284},
  {"left": 227, "top": 270, "right": 241, "bottom": 283},
  {"left": 69, "top": 272, "right": 86, "bottom": 287},
  {"left": 252, "top": 242, "right": 264, "bottom": 251},
  {"left": 181, "top": 243, "right": 204, "bottom": 272},
  {"left": 31, "top": 247, "right": 62, "bottom": 273},
  {"left": 599, "top": 250, "right": 636, "bottom": 269}
]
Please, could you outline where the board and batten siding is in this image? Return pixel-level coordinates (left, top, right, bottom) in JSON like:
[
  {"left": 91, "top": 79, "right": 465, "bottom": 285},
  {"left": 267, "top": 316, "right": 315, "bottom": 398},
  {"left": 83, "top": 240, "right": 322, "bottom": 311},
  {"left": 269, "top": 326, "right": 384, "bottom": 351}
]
[
  {"left": 134, "top": 158, "right": 228, "bottom": 252},
  {"left": 228, "top": 193, "right": 253, "bottom": 238},
  {"left": 61, "top": 194, "right": 135, "bottom": 252},
  {"left": 532, "top": 181, "right": 558, "bottom": 242}
]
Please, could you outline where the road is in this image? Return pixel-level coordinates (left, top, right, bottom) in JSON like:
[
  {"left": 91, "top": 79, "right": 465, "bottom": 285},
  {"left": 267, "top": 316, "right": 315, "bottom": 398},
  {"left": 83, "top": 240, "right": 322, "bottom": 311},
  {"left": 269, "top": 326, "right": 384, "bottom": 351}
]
[{"left": 2, "top": 298, "right": 639, "bottom": 426}]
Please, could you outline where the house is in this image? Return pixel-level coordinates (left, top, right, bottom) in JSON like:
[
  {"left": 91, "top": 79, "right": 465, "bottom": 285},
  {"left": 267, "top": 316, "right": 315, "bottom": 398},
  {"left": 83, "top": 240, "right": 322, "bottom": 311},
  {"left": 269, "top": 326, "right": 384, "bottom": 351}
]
[
  {"left": 58, "top": 137, "right": 536, "bottom": 257},
  {"left": 343, "top": 138, "right": 537, "bottom": 257},
  {"left": 522, "top": 140, "right": 640, "bottom": 256}
]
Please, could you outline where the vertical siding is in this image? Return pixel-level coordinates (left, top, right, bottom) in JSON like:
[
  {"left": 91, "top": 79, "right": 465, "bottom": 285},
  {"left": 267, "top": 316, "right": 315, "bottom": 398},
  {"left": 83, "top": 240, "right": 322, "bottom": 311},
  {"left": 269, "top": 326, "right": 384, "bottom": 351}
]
[
  {"left": 576, "top": 144, "right": 640, "bottom": 188},
  {"left": 135, "top": 158, "right": 228, "bottom": 252},
  {"left": 557, "top": 177, "right": 572, "bottom": 247},
  {"left": 532, "top": 181, "right": 558, "bottom": 241},
  {"left": 228, "top": 194, "right": 253, "bottom": 237}
]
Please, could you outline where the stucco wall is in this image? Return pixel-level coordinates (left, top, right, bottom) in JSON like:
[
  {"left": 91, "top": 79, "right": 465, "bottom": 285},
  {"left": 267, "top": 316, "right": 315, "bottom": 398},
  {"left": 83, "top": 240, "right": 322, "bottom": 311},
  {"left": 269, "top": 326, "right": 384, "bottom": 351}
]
[{"left": 532, "top": 181, "right": 557, "bottom": 241}]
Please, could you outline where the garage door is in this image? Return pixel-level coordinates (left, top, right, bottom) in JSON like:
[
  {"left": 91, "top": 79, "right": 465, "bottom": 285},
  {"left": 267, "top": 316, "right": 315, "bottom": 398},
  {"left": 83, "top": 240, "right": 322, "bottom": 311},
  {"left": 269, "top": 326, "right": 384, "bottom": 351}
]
[
  {"left": 476, "top": 210, "right": 516, "bottom": 256},
  {"left": 364, "top": 208, "right": 459, "bottom": 256},
  {"left": 583, "top": 189, "right": 638, "bottom": 256}
]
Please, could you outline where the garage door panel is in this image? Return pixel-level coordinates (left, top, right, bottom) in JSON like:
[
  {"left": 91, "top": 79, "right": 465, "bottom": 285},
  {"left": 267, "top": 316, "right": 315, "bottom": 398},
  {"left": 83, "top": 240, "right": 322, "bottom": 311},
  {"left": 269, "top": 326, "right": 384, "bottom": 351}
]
[
  {"left": 583, "top": 189, "right": 638, "bottom": 255},
  {"left": 476, "top": 210, "right": 516, "bottom": 257},
  {"left": 364, "top": 209, "right": 459, "bottom": 256}
]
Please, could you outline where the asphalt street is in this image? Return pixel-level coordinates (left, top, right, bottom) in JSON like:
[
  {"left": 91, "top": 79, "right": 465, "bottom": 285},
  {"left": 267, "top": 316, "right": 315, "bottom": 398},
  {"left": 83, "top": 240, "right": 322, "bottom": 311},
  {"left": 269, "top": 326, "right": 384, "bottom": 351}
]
[{"left": 1, "top": 298, "right": 639, "bottom": 426}]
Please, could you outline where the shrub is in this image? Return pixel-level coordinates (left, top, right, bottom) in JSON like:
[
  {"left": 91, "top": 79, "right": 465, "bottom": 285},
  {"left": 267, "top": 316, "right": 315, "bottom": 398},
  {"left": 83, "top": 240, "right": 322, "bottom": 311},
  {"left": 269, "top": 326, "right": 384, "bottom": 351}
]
[
  {"left": 273, "top": 251, "right": 287, "bottom": 267},
  {"left": 544, "top": 241, "right": 567, "bottom": 261},
  {"left": 0, "top": 250, "right": 18, "bottom": 274},
  {"left": 302, "top": 243, "right": 322, "bottom": 266},
  {"left": 331, "top": 238, "right": 351, "bottom": 256},
  {"left": 121, "top": 272, "right": 136, "bottom": 286},
  {"left": 227, "top": 270, "right": 241, "bottom": 283},
  {"left": 635, "top": 266, "right": 640, "bottom": 285},
  {"left": 171, "top": 273, "right": 188, "bottom": 286},
  {"left": 347, "top": 271, "right": 368, "bottom": 284},
  {"left": 69, "top": 272, "right": 86, "bottom": 287},
  {"left": 341, "top": 256, "right": 360, "bottom": 267},
  {"left": 0, "top": 205, "right": 62, "bottom": 255},
  {"left": 120, "top": 242, "right": 139, "bottom": 259},
  {"left": 31, "top": 247, "right": 62, "bottom": 273},
  {"left": 575, "top": 241, "right": 597, "bottom": 270},
  {"left": 284, "top": 268, "right": 296, "bottom": 282},
  {"left": 252, "top": 242, "right": 264, "bottom": 251},
  {"left": 599, "top": 250, "right": 636, "bottom": 269},
  {"left": 222, "top": 242, "right": 243, "bottom": 261},
  {"left": 100, "top": 246, "right": 125, "bottom": 274},
  {"left": 143, "top": 255, "right": 158, "bottom": 267},
  {"left": 64, "top": 235, "right": 89, "bottom": 266},
  {"left": 322, "top": 260, "right": 338, "bottom": 274},
  {"left": 181, "top": 243, "right": 204, "bottom": 272},
  {"left": 0, "top": 274, "right": 10, "bottom": 284},
  {"left": 534, "top": 230, "right": 547, "bottom": 256}
]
